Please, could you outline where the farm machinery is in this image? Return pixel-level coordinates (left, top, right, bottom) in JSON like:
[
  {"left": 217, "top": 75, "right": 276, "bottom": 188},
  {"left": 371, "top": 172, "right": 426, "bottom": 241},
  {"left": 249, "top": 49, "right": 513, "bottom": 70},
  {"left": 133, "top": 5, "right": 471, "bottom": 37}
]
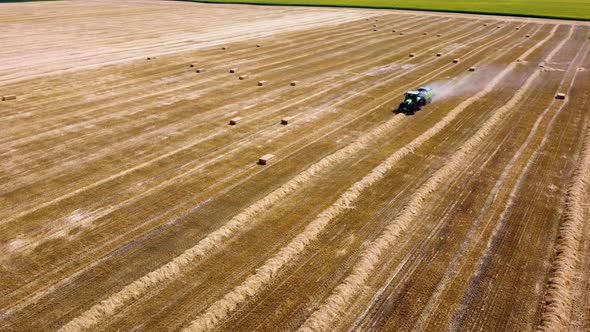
[{"left": 397, "top": 86, "right": 434, "bottom": 115}]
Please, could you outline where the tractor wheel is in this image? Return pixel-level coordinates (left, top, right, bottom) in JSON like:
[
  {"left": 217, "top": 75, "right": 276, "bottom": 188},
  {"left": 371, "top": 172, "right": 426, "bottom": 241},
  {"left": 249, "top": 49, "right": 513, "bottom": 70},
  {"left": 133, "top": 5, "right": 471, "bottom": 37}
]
[{"left": 398, "top": 103, "right": 405, "bottom": 113}]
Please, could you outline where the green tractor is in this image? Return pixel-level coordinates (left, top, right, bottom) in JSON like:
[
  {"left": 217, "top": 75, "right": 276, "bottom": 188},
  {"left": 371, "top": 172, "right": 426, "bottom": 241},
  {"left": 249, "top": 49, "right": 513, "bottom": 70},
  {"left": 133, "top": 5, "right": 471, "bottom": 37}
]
[{"left": 397, "top": 86, "right": 434, "bottom": 115}]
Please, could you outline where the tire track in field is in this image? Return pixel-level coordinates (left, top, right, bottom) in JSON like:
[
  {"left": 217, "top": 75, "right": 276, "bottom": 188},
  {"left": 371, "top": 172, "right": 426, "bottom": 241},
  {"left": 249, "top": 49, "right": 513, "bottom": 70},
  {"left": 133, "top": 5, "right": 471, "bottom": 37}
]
[
  {"left": 51, "top": 22, "right": 522, "bottom": 332},
  {"left": 0, "top": 14, "right": 414, "bottom": 124},
  {"left": 0, "top": 19, "right": 489, "bottom": 227},
  {"left": 0, "top": 17, "right": 442, "bottom": 192},
  {"left": 346, "top": 33, "right": 555, "bottom": 330},
  {"left": 0, "top": 12, "right": 408, "bottom": 114},
  {"left": 296, "top": 26, "right": 559, "bottom": 332},
  {"left": 0, "top": 17, "right": 446, "bottom": 183},
  {"left": 23, "top": 19, "right": 514, "bottom": 256},
  {"left": 0, "top": 18, "right": 502, "bottom": 304},
  {"left": 176, "top": 27, "right": 552, "bottom": 332},
  {"left": 447, "top": 33, "right": 590, "bottom": 332},
  {"left": 180, "top": 48, "right": 526, "bottom": 331},
  {"left": 0, "top": 18, "right": 508, "bottom": 324},
  {"left": 394, "top": 25, "right": 578, "bottom": 331},
  {"left": 0, "top": 15, "right": 426, "bottom": 146},
  {"left": 0, "top": 7, "right": 372, "bottom": 85}
]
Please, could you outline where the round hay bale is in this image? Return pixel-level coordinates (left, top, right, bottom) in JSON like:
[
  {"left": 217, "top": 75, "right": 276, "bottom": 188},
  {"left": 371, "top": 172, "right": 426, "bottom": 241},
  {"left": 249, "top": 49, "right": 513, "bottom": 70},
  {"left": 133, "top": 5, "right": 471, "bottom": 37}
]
[
  {"left": 399, "top": 32, "right": 404, "bottom": 35},
  {"left": 373, "top": 29, "right": 378, "bottom": 32},
  {"left": 221, "top": 46, "right": 228, "bottom": 50},
  {"left": 257, "top": 80, "right": 267, "bottom": 86},
  {"left": 453, "top": 59, "right": 460, "bottom": 63},
  {"left": 436, "top": 34, "right": 441, "bottom": 37},
  {"left": 423, "top": 32, "right": 428, "bottom": 35},
  {"left": 290, "top": 81, "right": 298, "bottom": 86},
  {"left": 229, "top": 68, "right": 238, "bottom": 73},
  {"left": 436, "top": 53, "right": 442, "bottom": 57},
  {"left": 256, "top": 44, "right": 262, "bottom": 48},
  {"left": 392, "top": 29, "right": 396, "bottom": 32},
  {"left": 146, "top": 57, "right": 155, "bottom": 60},
  {"left": 469, "top": 67, "right": 476, "bottom": 72},
  {"left": 190, "top": 63, "right": 196, "bottom": 67},
  {"left": 195, "top": 68, "right": 205, "bottom": 73},
  {"left": 409, "top": 53, "right": 415, "bottom": 58},
  {"left": 373, "top": 24, "right": 377, "bottom": 27},
  {"left": 556, "top": 93, "right": 566, "bottom": 99},
  {"left": 526, "top": 35, "right": 530, "bottom": 38},
  {"left": 239, "top": 75, "right": 248, "bottom": 80}
]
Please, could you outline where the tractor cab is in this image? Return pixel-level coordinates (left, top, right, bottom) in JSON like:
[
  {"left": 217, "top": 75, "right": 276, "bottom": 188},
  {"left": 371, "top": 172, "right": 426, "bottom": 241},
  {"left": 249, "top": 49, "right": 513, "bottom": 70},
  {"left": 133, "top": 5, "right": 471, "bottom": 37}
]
[
  {"left": 417, "top": 86, "right": 433, "bottom": 98},
  {"left": 405, "top": 91, "right": 420, "bottom": 103}
]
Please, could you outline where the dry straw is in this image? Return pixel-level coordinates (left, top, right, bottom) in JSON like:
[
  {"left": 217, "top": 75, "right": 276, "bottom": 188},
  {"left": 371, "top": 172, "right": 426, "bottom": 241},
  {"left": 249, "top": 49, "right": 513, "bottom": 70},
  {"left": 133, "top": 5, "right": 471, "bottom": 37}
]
[
  {"left": 537, "top": 128, "right": 590, "bottom": 332},
  {"left": 60, "top": 24, "right": 557, "bottom": 332},
  {"left": 58, "top": 105, "right": 410, "bottom": 332},
  {"left": 301, "top": 68, "right": 544, "bottom": 332},
  {"left": 299, "top": 27, "right": 560, "bottom": 331},
  {"left": 182, "top": 31, "right": 554, "bottom": 331}
]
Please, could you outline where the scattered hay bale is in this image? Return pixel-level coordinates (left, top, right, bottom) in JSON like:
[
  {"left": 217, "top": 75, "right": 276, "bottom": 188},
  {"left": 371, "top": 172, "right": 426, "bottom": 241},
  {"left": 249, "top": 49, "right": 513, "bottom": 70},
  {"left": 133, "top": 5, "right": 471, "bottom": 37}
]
[
  {"left": 399, "top": 32, "right": 404, "bottom": 35},
  {"left": 453, "top": 59, "right": 460, "bottom": 63},
  {"left": 2, "top": 95, "right": 16, "bottom": 101},
  {"left": 373, "top": 29, "right": 378, "bottom": 32},
  {"left": 256, "top": 44, "right": 262, "bottom": 47},
  {"left": 496, "top": 26, "right": 501, "bottom": 29},
  {"left": 539, "top": 62, "right": 545, "bottom": 68},
  {"left": 436, "top": 53, "right": 442, "bottom": 57},
  {"left": 221, "top": 46, "right": 228, "bottom": 50},
  {"left": 146, "top": 57, "right": 155, "bottom": 60},
  {"left": 190, "top": 63, "right": 196, "bottom": 67},
  {"left": 409, "top": 53, "right": 415, "bottom": 58},
  {"left": 281, "top": 117, "right": 292, "bottom": 125},
  {"left": 229, "top": 117, "right": 242, "bottom": 125},
  {"left": 195, "top": 68, "right": 205, "bottom": 73},
  {"left": 290, "top": 81, "right": 298, "bottom": 86},
  {"left": 392, "top": 29, "right": 396, "bottom": 32},
  {"left": 229, "top": 68, "right": 238, "bottom": 73},
  {"left": 526, "top": 35, "right": 531, "bottom": 38},
  {"left": 516, "top": 27, "right": 520, "bottom": 30},
  {"left": 556, "top": 93, "right": 566, "bottom": 99},
  {"left": 257, "top": 80, "right": 267, "bottom": 86},
  {"left": 423, "top": 32, "right": 428, "bottom": 35},
  {"left": 436, "top": 34, "right": 441, "bottom": 37},
  {"left": 469, "top": 67, "right": 476, "bottom": 72},
  {"left": 258, "top": 154, "right": 275, "bottom": 165},
  {"left": 239, "top": 75, "right": 248, "bottom": 80},
  {"left": 483, "top": 23, "right": 488, "bottom": 26}
]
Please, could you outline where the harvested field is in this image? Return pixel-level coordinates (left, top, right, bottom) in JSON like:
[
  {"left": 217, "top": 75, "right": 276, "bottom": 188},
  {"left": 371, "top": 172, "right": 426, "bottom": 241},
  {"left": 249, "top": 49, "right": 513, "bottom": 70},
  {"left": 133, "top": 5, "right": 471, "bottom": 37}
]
[{"left": 0, "top": 1, "right": 589, "bottom": 331}]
